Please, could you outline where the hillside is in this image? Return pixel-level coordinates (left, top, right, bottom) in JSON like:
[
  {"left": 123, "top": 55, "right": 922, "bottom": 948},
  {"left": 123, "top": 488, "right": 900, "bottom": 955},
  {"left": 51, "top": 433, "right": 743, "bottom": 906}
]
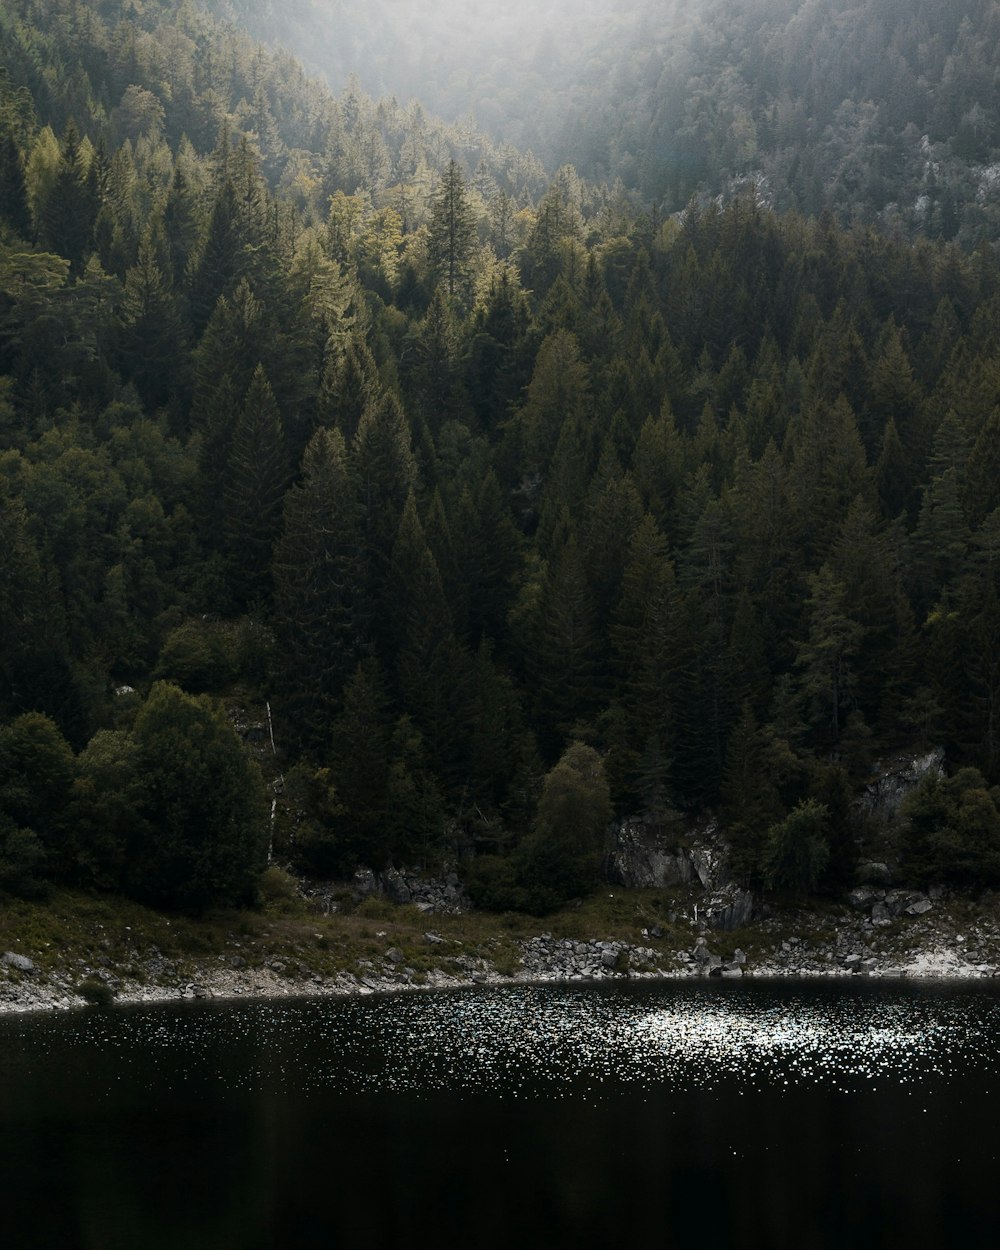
[
  {"left": 220, "top": 0, "right": 1000, "bottom": 245},
  {"left": 1, "top": 0, "right": 1000, "bottom": 923}
]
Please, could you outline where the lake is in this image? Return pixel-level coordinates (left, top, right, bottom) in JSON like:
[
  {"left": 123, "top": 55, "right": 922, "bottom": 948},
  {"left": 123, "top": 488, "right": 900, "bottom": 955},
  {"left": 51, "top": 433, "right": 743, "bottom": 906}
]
[{"left": 1, "top": 979, "right": 998, "bottom": 1249}]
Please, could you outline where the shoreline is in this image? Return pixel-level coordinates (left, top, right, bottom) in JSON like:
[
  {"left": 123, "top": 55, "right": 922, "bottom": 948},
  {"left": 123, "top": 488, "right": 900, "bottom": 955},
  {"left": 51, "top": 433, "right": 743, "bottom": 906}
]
[{"left": 3, "top": 933, "right": 998, "bottom": 1018}]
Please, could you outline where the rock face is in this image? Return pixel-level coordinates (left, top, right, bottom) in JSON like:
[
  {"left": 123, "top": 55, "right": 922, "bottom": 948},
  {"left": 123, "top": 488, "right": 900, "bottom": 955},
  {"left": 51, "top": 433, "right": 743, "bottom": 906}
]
[
  {"left": 605, "top": 821, "right": 695, "bottom": 888},
  {"left": 350, "top": 867, "right": 470, "bottom": 914},
  {"left": 607, "top": 821, "right": 754, "bottom": 931},
  {"left": 607, "top": 821, "right": 730, "bottom": 891},
  {"left": 702, "top": 887, "right": 755, "bottom": 932},
  {"left": 857, "top": 748, "right": 945, "bottom": 821}
]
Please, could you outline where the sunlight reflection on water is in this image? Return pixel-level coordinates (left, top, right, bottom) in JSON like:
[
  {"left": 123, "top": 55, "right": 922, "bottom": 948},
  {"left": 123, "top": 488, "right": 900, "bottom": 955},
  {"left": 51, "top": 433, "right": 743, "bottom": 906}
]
[{"left": 6, "top": 981, "right": 995, "bottom": 1101}]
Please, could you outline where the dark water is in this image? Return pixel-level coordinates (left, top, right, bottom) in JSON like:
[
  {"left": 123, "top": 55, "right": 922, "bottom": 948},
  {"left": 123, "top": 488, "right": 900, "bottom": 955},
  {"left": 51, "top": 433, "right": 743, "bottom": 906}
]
[{"left": 2, "top": 980, "right": 999, "bottom": 1250}]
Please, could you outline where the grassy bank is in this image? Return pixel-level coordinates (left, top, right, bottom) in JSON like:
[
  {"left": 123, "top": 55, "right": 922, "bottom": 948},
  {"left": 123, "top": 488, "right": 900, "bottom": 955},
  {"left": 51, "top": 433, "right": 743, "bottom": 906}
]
[{"left": 3, "top": 877, "right": 1000, "bottom": 1013}]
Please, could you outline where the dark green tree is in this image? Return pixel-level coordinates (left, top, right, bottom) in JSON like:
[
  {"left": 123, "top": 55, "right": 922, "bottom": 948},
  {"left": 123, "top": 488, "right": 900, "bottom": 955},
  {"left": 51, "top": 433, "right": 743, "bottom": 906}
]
[
  {"left": 126, "top": 682, "right": 268, "bottom": 912},
  {"left": 427, "top": 159, "right": 477, "bottom": 302},
  {"left": 224, "top": 364, "right": 289, "bottom": 606},
  {"left": 273, "top": 426, "right": 363, "bottom": 749}
]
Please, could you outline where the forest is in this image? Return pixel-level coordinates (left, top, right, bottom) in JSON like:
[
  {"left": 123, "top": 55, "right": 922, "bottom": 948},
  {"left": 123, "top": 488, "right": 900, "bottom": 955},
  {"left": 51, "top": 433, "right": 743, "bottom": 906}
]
[
  {"left": 215, "top": 0, "right": 1000, "bottom": 245},
  {"left": 2, "top": 0, "right": 1000, "bottom": 916}
]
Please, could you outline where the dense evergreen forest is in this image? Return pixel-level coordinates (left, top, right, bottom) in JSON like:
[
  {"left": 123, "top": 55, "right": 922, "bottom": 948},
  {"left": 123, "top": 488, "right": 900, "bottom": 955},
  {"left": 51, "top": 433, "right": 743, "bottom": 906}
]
[
  {"left": 223, "top": 0, "right": 1000, "bottom": 246},
  {"left": 2, "top": 0, "right": 1000, "bottom": 915}
]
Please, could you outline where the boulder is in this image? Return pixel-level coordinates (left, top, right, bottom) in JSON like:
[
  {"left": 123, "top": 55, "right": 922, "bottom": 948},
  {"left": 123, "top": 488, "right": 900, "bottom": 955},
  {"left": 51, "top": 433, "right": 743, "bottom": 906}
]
[
  {"left": 383, "top": 868, "right": 411, "bottom": 904},
  {"left": 703, "top": 887, "right": 755, "bottom": 931},
  {"left": 606, "top": 821, "right": 693, "bottom": 888},
  {"left": 848, "top": 886, "right": 881, "bottom": 910},
  {"left": 2, "top": 952, "right": 35, "bottom": 973}
]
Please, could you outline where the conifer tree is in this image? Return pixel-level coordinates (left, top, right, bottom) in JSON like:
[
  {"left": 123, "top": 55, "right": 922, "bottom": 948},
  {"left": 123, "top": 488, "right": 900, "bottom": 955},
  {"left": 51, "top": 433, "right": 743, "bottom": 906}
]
[
  {"left": 118, "top": 234, "right": 185, "bottom": 406},
  {"left": 427, "top": 159, "right": 477, "bottom": 302},
  {"left": 273, "top": 427, "right": 362, "bottom": 750},
  {"left": 224, "top": 364, "right": 289, "bottom": 606},
  {"left": 353, "top": 390, "right": 417, "bottom": 585},
  {"left": 0, "top": 130, "right": 32, "bottom": 239}
]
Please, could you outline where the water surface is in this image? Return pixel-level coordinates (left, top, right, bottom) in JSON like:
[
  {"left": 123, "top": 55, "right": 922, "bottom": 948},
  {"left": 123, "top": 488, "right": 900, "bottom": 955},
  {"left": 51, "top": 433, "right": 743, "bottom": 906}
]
[{"left": 2, "top": 980, "right": 998, "bottom": 1249}]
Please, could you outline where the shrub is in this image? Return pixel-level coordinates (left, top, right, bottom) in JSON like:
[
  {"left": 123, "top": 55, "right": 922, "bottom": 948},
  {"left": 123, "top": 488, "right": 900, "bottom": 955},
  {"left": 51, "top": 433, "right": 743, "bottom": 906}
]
[
  {"left": 76, "top": 976, "right": 114, "bottom": 1006},
  {"left": 763, "top": 799, "right": 831, "bottom": 893},
  {"left": 900, "top": 767, "right": 1000, "bottom": 888},
  {"left": 257, "top": 865, "right": 299, "bottom": 908}
]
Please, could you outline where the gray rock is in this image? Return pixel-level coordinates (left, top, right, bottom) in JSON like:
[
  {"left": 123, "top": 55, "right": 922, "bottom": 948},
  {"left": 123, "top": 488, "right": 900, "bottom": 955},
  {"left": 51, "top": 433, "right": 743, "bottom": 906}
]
[
  {"left": 600, "top": 949, "right": 620, "bottom": 970},
  {"left": 885, "top": 889, "right": 923, "bottom": 917},
  {"left": 848, "top": 886, "right": 880, "bottom": 910},
  {"left": 703, "top": 888, "right": 755, "bottom": 931},
  {"left": 351, "top": 868, "right": 381, "bottom": 899},
  {"left": 383, "top": 868, "right": 411, "bottom": 904},
  {"left": 871, "top": 902, "right": 891, "bottom": 926},
  {"left": 606, "top": 820, "right": 694, "bottom": 889},
  {"left": 2, "top": 952, "right": 35, "bottom": 973},
  {"left": 384, "top": 947, "right": 405, "bottom": 964},
  {"left": 856, "top": 748, "right": 945, "bottom": 821},
  {"left": 906, "top": 898, "right": 933, "bottom": 916},
  {"left": 229, "top": 955, "right": 247, "bottom": 969},
  {"left": 424, "top": 932, "right": 445, "bottom": 944}
]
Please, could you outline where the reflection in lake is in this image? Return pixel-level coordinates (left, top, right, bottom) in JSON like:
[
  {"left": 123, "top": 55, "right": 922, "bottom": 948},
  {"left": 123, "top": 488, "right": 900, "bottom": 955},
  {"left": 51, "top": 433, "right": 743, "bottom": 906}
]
[{"left": 1, "top": 980, "right": 998, "bottom": 1249}]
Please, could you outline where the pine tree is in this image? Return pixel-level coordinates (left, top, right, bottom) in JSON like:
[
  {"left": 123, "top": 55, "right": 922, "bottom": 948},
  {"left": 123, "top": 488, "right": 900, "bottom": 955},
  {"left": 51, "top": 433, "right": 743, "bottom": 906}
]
[
  {"left": 224, "top": 364, "right": 289, "bottom": 607},
  {"left": 427, "top": 159, "right": 477, "bottom": 303},
  {"left": 38, "top": 121, "right": 94, "bottom": 271},
  {"left": 353, "top": 389, "right": 417, "bottom": 587},
  {"left": 117, "top": 234, "right": 185, "bottom": 406},
  {"left": 273, "top": 427, "right": 362, "bottom": 750},
  {"left": 795, "top": 563, "right": 866, "bottom": 742},
  {"left": 0, "top": 130, "right": 32, "bottom": 239}
]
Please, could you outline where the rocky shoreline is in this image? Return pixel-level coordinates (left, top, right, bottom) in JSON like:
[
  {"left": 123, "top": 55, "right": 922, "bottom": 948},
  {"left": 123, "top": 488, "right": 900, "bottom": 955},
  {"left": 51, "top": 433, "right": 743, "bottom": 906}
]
[
  {"left": 3, "top": 745, "right": 996, "bottom": 1016},
  {"left": 3, "top": 901, "right": 999, "bottom": 1017}
]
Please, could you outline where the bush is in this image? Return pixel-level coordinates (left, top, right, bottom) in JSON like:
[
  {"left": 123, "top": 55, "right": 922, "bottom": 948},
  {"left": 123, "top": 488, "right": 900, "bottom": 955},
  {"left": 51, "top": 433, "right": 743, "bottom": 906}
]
[
  {"left": 76, "top": 976, "right": 114, "bottom": 1006},
  {"left": 154, "top": 619, "right": 237, "bottom": 692},
  {"left": 763, "top": 799, "right": 831, "bottom": 893},
  {"left": 0, "top": 821, "right": 49, "bottom": 899},
  {"left": 900, "top": 768, "right": 1000, "bottom": 888},
  {"left": 257, "top": 865, "right": 299, "bottom": 908}
]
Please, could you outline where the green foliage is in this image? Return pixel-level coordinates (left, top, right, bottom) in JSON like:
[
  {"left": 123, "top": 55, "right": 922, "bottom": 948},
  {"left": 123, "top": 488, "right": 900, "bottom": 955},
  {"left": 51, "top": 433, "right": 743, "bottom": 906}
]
[
  {"left": 0, "top": 819, "right": 48, "bottom": 900},
  {"left": 470, "top": 742, "right": 612, "bottom": 915},
  {"left": 0, "top": 713, "right": 75, "bottom": 856},
  {"left": 900, "top": 768, "right": 1000, "bottom": 888},
  {"left": 76, "top": 975, "right": 114, "bottom": 1006},
  {"left": 762, "top": 800, "right": 831, "bottom": 894},
  {"left": 126, "top": 683, "right": 268, "bottom": 913},
  {"left": 154, "top": 619, "right": 238, "bottom": 692},
  {"left": 5, "top": 0, "right": 1000, "bottom": 909},
  {"left": 257, "top": 864, "right": 300, "bottom": 908}
]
